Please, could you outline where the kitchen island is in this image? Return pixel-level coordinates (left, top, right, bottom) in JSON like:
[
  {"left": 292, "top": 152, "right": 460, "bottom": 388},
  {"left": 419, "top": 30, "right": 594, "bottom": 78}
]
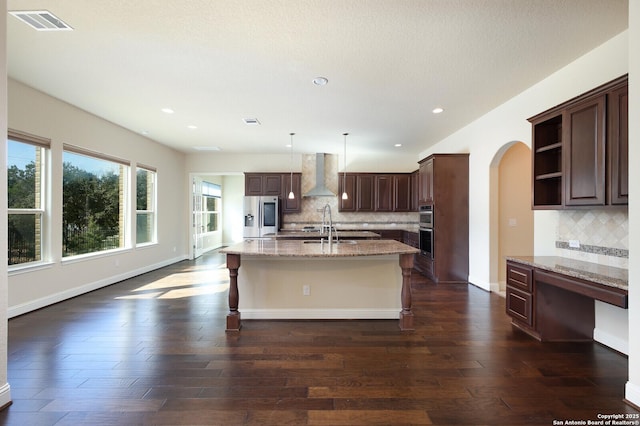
[{"left": 219, "top": 239, "right": 419, "bottom": 331}]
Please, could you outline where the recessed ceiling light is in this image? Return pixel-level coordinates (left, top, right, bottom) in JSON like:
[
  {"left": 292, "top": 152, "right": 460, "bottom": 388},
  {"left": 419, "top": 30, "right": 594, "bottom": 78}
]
[
  {"left": 394, "top": 143, "right": 402, "bottom": 148},
  {"left": 161, "top": 108, "right": 175, "bottom": 114},
  {"left": 187, "top": 125, "right": 198, "bottom": 130},
  {"left": 243, "top": 118, "right": 260, "bottom": 125},
  {"left": 432, "top": 107, "right": 444, "bottom": 114},
  {"left": 193, "top": 146, "right": 221, "bottom": 151},
  {"left": 312, "top": 77, "right": 328, "bottom": 86},
  {"left": 9, "top": 10, "right": 73, "bottom": 31}
]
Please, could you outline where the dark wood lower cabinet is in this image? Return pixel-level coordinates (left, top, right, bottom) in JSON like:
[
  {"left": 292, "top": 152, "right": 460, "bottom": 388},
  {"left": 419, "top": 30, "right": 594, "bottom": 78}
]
[
  {"left": 506, "top": 259, "right": 628, "bottom": 342},
  {"left": 505, "top": 262, "right": 534, "bottom": 331}
]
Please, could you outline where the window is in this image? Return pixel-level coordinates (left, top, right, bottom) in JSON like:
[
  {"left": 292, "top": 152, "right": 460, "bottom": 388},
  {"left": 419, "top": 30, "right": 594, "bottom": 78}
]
[
  {"left": 136, "top": 166, "right": 156, "bottom": 245},
  {"left": 7, "top": 130, "right": 49, "bottom": 266},
  {"left": 202, "top": 181, "right": 221, "bottom": 233},
  {"left": 62, "top": 145, "right": 129, "bottom": 257}
]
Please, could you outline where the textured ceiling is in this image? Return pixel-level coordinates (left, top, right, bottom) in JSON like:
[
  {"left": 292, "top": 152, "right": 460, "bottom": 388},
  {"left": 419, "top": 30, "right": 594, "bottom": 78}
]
[{"left": 6, "top": 0, "right": 629, "bottom": 160}]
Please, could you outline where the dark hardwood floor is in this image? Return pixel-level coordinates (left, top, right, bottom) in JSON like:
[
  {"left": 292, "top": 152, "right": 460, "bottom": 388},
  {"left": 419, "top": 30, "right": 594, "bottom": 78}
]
[{"left": 1, "top": 251, "right": 637, "bottom": 425}]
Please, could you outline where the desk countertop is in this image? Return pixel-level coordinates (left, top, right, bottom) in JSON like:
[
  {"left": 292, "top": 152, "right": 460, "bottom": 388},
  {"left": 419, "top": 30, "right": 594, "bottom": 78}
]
[{"left": 506, "top": 256, "right": 628, "bottom": 291}]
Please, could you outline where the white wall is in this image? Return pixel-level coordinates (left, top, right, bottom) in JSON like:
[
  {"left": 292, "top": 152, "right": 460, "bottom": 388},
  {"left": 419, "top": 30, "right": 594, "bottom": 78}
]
[
  {"left": 222, "top": 175, "right": 245, "bottom": 245},
  {"left": 7, "top": 80, "right": 189, "bottom": 316},
  {"left": 625, "top": 0, "right": 640, "bottom": 409},
  {"left": 0, "top": 1, "right": 11, "bottom": 409},
  {"left": 186, "top": 152, "right": 419, "bottom": 174}
]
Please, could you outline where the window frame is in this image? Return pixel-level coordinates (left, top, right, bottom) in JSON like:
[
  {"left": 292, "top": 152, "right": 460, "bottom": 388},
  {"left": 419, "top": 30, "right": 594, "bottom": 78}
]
[
  {"left": 7, "top": 129, "right": 50, "bottom": 269},
  {"left": 201, "top": 181, "right": 221, "bottom": 234},
  {"left": 61, "top": 144, "right": 130, "bottom": 258},
  {"left": 135, "top": 165, "right": 157, "bottom": 246}
]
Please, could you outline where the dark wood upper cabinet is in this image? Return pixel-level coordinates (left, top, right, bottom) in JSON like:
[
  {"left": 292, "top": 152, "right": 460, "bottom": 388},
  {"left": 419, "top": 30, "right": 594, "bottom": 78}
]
[
  {"left": 244, "top": 173, "right": 265, "bottom": 196},
  {"left": 375, "top": 175, "right": 394, "bottom": 212},
  {"left": 530, "top": 113, "right": 563, "bottom": 208},
  {"left": 337, "top": 172, "right": 413, "bottom": 212},
  {"left": 245, "top": 172, "right": 301, "bottom": 213},
  {"left": 608, "top": 84, "right": 628, "bottom": 205},
  {"left": 338, "top": 173, "right": 357, "bottom": 212},
  {"left": 394, "top": 174, "right": 412, "bottom": 212},
  {"left": 244, "top": 173, "right": 282, "bottom": 196},
  {"left": 357, "top": 174, "right": 375, "bottom": 212},
  {"left": 263, "top": 174, "right": 282, "bottom": 195},
  {"left": 529, "top": 75, "right": 628, "bottom": 209},
  {"left": 281, "top": 172, "right": 301, "bottom": 213},
  {"left": 418, "top": 157, "right": 434, "bottom": 205},
  {"left": 410, "top": 170, "right": 419, "bottom": 212},
  {"left": 564, "top": 95, "right": 606, "bottom": 206}
]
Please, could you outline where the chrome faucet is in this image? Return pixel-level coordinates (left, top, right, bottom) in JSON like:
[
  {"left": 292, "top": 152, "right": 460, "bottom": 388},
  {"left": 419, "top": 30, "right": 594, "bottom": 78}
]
[{"left": 321, "top": 203, "right": 334, "bottom": 243}]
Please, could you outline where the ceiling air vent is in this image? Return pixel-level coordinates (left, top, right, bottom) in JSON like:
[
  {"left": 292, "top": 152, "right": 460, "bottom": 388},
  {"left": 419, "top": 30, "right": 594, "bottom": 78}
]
[
  {"left": 242, "top": 118, "right": 261, "bottom": 126},
  {"left": 9, "top": 10, "right": 73, "bottom": 31}
]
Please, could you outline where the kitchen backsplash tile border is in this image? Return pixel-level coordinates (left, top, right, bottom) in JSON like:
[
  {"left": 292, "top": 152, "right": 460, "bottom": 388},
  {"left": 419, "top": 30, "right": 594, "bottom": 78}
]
[{"left": 555, "top": 241, "right": 628, "bottom": 258}]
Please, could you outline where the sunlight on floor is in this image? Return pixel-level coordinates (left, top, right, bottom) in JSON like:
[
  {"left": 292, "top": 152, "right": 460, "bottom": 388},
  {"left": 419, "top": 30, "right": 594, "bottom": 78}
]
[{"left": 115, "top": 257, "right": 229, "bottom": 300}]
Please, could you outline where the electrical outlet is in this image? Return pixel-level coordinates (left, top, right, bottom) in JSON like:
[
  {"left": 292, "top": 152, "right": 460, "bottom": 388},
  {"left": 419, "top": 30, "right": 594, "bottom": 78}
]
[
  {"left": 569, "top": 240, "right": 580, "bottom": 248},
  {"left": 508, "top": 218, "right": 517, "bottom": 227},
  {"left": 303, "top": 285, "right": 310, "bottom": 296}
]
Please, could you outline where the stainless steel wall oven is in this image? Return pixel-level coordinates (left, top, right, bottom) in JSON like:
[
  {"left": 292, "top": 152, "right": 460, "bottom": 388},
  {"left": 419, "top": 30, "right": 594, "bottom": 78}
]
[
  {"left": 419, "top": 227, "right": 433, "bottom": 259},
  {"left": 419, "top": 205, "right": 433, "bottom": 259}
]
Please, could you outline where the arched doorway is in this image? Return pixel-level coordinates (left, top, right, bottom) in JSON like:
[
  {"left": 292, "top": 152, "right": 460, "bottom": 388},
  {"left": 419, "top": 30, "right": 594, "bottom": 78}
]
[{"left": 489, "top": 141, "right": 534, "bottom": 294}]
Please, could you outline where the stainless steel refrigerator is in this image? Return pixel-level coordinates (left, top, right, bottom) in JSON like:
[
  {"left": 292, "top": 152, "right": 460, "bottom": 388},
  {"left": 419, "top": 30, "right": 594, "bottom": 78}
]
[{"left": 243, "top": 196, "right": 279, "bottom": 238}]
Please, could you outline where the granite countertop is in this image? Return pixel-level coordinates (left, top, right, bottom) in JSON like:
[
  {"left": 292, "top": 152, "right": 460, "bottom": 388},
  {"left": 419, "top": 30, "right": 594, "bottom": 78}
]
[
  {"left": 220, "top": 239, "right": 419, "bottom": 257},
  {"left": 506, "top": 256, "right": 628, "bottom": 291},
  {"left": 266, "top": 230, "right": 381, "bottom": 239}
]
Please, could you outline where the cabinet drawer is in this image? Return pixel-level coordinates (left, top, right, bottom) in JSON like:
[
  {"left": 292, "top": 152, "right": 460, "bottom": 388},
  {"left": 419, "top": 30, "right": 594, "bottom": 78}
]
[
  {"left": 507, "top": 262, "right": 533, "bottom": 292},
  {"left": 506, "top": 286, "right": 533, "bottom": 327}
]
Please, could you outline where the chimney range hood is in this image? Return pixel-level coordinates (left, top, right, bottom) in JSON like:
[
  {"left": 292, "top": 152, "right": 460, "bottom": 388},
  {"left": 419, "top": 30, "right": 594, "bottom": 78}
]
[{"left": 303, "top": 153, "right": 336, "bottom": 197}]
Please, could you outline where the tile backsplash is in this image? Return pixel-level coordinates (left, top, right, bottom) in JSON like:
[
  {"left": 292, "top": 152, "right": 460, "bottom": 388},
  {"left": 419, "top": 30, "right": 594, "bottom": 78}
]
[
  {"left": 556, "top": 207, "right": 628, "bottom": 268},
  {"left": 282, "top": 196, "right": 419, "bottom": 231}
]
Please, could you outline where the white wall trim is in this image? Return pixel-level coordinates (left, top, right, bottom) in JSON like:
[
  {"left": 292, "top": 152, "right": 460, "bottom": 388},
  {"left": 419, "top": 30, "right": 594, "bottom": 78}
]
[
  {"left": 240, "top": 308, "right": 399, "bottom": 320},
  {"left": 468, "top": 275, "right": 491, "bottom": 292},
  {"left": 594, "top": 327, "right": 629, "bottom": 355},
  {"left": 625, "top": 381, "right": 640, "bottom": 409},
  {"left": 490, "top": 281, "right": 505, "bottom": 294},
  {"left": 8, "top": 255, "right": 188, "bottom": 318},
  {"left": 0, "top": 383, "right": 11, "bottom": 409}
]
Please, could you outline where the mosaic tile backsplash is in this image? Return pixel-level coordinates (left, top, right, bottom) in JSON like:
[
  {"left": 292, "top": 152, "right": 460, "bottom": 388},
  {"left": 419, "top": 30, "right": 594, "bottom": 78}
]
[{"left": 556, "top": 207, "right": 628, "bottom": 268}]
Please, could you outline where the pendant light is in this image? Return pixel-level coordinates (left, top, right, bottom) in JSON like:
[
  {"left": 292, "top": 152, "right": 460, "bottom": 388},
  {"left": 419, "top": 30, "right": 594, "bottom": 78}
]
[
  {"left": 342, "top": 132, "right": 349, "bottom": 200},
  {"left": 288, "top": 133, "right": 295, "bottom": 199}
]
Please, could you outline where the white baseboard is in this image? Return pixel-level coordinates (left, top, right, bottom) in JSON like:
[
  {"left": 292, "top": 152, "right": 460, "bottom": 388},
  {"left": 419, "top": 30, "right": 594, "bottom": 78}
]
[
  {"left": 593, "top": 327, "right": 629, "bottom": 355},
  {"left": 0, "top": 383, "right": 11, "bottom": 409},
  {"left": 467, "top": 275, "right": 491, "bottom": 292},
  {"left": 240, "top": 308, "right": 400, "bottom": 320},
  {"left": 625, "top": 381, "right": 640, "bottom": 408},
  {"left": 8, "top": 255, "right": 188, "bottom": 318}
]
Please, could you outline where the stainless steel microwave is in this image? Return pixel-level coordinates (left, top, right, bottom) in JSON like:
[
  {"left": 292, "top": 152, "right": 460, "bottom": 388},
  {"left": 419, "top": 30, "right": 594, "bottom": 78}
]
[{"left": 419, "top": 205, "right": 433, "bottom": 228}]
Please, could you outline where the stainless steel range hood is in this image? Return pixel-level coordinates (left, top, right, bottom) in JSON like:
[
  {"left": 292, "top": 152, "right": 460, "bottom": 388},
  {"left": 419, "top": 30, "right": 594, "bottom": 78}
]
[{"left": 303, "top": 153, "right": 336, "bottom": 197}]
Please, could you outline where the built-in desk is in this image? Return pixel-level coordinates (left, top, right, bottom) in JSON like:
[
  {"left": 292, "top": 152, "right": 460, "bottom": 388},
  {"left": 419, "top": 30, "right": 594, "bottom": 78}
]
[{"left": 505, "top": 256, "right": 628, "bottom": 342}]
